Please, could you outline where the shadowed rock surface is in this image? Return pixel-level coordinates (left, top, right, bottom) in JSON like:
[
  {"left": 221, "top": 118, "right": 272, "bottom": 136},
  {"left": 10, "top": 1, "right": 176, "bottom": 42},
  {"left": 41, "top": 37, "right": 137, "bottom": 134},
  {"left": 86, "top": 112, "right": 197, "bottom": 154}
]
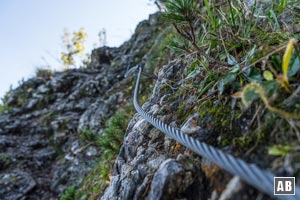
[{"left": 0, "top": 13, "right": 167, "bottom": 200}]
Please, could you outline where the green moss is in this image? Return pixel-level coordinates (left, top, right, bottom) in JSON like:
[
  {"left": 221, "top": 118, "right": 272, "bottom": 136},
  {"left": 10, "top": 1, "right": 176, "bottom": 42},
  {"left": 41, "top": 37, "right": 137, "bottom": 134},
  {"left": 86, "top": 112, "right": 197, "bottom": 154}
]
[
  {"left": 0, "top": 103, "right": 11, "bottom": 113},
  {"left": 231, "top": 112, "right": 293, "bottom": 152},
  {"left": 0, "top": 153, "right": 11, "bottom": 170},
  {"left": 34, "top": 98, "right": 53, "bottom": 111},
  {"left": 75, "top": 106, "right": 134, "bottom": 199},
  {"left": 195, "top": 100, "right": 240, "bottom": 146},
  {"left": 144, "top": 26, "right": 176, "bottom": 72},
  {"left": 75, "top": 159, "right": 109, "bottom": 200},
  {"left": 79, "top": 129, "right": 97, "bottom": 144},
  {"left": 268, "top": 145, "right": 293, "bottom": 156},
  {"left": 197, "top": 101, "right": 234, "bottom": 129},
  {"left": 60, "top": 186, "right": 76, "bottom": 200},
  {"left": 176, "top": 100, "right": 190, "bottom": 124},
  {"left": 16, "top": 91, "right": 28, "bottom": 107},
  {"left": 233, "top": 130, "right": 268, "bottom": 148},
  {"left": 96, "top": 112, "right": 129, "bottom": 156},
  {"left": 36, "top": 68, "right": 53, "bottom": 79},
  {"left": 41, "top": 111, "right": 58, "bottom": 124},
  {"left": 110, "top": 60, "right": 120, "bottom": 68}
]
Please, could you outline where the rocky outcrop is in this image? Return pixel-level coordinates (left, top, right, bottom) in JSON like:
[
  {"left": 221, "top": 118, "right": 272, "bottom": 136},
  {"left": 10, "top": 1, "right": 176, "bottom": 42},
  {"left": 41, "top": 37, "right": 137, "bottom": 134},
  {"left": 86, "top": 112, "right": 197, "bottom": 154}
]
[
  {"left": 101, "top": 59, "right": 270, "bottom": 199},
  {"left": 0, "top": 13, "right": 168, "bottom": 200},
  {"left": 2, "top": 8, "right": 298, "bottom": 200},
  {"left": 102, "top": 53, "right": 298, "bottom": 199},
  {"left": 101, "top": 61, "right": 211, "bottom": 200}
]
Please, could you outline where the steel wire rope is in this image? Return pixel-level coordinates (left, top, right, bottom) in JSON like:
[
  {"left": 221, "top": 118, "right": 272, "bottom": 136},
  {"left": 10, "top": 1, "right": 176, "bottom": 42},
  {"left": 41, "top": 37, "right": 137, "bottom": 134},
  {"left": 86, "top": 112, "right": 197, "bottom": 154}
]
[{"left": 128, "top": 64, "right": 300, "bottom": 200}]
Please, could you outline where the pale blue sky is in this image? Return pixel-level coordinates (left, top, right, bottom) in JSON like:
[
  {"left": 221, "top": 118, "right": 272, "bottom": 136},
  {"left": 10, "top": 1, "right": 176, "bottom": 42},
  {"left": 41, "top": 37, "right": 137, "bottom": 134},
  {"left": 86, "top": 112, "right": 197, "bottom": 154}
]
[{"left": 0, "top": 0, "right": 157, "bottom": 100}]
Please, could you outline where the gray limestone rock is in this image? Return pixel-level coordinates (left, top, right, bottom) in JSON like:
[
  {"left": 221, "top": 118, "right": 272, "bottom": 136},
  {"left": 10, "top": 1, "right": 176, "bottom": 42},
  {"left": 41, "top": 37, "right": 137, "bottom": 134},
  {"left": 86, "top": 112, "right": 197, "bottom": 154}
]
[
  {"left": 147, "top": 159, "right": 193, "bottom": 200},
  {"left": 102, "top": 60, "right": 211, "bottom": 200},
  {"left": 0, "top": 170, "right": 36, "bottom": 200},
  {"left": 0, "top": 12, "right": 169, "bottom": 200}
]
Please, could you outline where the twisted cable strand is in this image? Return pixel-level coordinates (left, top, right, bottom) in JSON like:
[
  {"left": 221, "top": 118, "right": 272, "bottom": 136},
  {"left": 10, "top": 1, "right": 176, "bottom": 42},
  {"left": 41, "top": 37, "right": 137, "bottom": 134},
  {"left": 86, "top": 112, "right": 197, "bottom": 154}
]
[{"left": 130, "top": 64, "right": 300, "bottom": 200}]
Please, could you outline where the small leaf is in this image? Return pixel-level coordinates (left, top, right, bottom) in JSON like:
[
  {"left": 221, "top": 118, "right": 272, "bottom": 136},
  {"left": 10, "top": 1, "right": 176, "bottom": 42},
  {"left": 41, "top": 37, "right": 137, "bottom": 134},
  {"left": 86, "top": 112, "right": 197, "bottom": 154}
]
[
  {"left": 269, "top": 55, "right": 282, "bottom": 70},
  {"left": 227, "top": 54, "right": 238, "bottom": 65},
  {"left": 217, "top": 73, "right": 236, "bottom": 95},
  {"left": 268, "top": 10, "right": 280, "bottom": 30},
  {"left": 247, "top": 45, "right": 256, "bottom": 58},
  {"left": 242, "top": 67, "right": 251, "bottom": 77},
  {"left": 288, "top": 56, "right": 300, "bottom": 77},
  {"left": 230, "top": 64, "right": 240, "bottom": 73},
  {"left": 248, "top": 67, "right": 262, "bottom": 82},
  {"left": 282, "top": 39, "right": 296, "bottom": 83},
  {"left": 242, "top": 87, "right": 259, "bottom": 107},
  {"left": 278, "top": 0, "right": 288, "bottom": 13},
  {"left": 242, "top": 45, "right": 256, "bottom": 61},
  {"left": 186, "top": 68, "right": 200, "bottom": 79},
  {"left": 261, "top": 80, "right": 279, "bottom": 95},
  {"left": 263, "top": 70, "right": 274, "bottom": 81},
  {"left": 268, "top": 145, "right": 292, "bottom": 156},
  {"left": 189, "top": 60, "right": 198, "bottom": 71}
]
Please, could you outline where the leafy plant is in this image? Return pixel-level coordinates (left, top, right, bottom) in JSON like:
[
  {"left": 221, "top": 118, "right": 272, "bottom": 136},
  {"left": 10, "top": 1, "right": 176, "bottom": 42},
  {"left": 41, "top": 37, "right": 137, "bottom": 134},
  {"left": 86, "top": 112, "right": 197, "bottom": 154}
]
[
  {"left": 76, "top": 107, "right": 134, "bottom": 199},
  {"left": 159, "top": 0, "right": 300, "bottom": 175},
  {"left": 0, "top": 103, "right": 10, "bottom": 113},
  {"left": 268, "top": 145, "right": 292, "bottom": 156},
  {"left": 278, "top": 39, "right": 297, "bottom": 92},
  {"left": 60, "top": 186, "right": 76, "bottom": 200},
  {"left": 233, "top": 38, "right": 300, "bottom": 118},
  {"left": 0, "top": 153, "right": 11, "bottom": 170},
  {"left": 97, "top": 112, "right": 128, "bottom": 159},
  {"left": 238, "top": 82, "right": 300, "bottom": 119},
  {"left": 79, "top": 129, "right": 98, "bottom": 144},
  {"left": 263, "top": 70, "right": 274, "bottom": 81},
  {"left": 278, "top": 0, "right": 288, "bottom": 13},
  {"left": 61, "top": 28, "right": 87, "bottom": 67},
  {"left": 163, "top": 0, "right": 200, "bottom": 52},
  {"left": 35, "top": 67, "right": 53, "bottom": 79}
]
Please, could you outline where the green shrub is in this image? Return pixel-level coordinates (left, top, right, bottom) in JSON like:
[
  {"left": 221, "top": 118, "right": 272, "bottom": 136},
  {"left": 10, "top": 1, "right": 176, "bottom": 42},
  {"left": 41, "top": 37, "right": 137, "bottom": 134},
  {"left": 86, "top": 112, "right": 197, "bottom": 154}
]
[
  {"left": 161, "top": 0, "right": 300, "bottom": 158},
  {"left": 0, "top": 153, "right": 11, "bottom": 170},
  {"left": 97, "top": 112, "right": 128, "bottom": 158},
  {"left": 76, "top": 107, "right": 134, "bottom": 199},
  {"left": 36, "top": 68, "right": 53, "bottom": 79},
  {"left": 61, "top": 28, "right": 87, "bottom": 67},
  {"left": 0, "top": 103, "right": 10, "bottom": 113},
  {"left": 60, "top": 186, "right": 76, "bottom": 200},
  {"left": 79, "top": 129, "right": 98, "bottom": 144}
]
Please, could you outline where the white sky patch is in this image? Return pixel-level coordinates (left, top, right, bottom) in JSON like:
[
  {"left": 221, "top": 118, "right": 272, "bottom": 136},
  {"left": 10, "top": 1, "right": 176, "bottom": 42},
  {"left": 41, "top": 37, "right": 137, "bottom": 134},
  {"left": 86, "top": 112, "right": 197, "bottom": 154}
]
[{"left": 0, "top": 0, "right": 157, "bottom": 100}]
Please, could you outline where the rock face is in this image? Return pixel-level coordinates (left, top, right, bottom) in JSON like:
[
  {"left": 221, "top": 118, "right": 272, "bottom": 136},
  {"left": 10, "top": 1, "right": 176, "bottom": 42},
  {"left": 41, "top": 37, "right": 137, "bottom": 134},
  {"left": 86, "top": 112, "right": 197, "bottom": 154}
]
[
  {"left": 0, "top": 13, "right": 167, "bottom": 200},
  {"left": 1, "top": 9, "right": 296, "bottom": 200},
  {"left": 102, "top": 61, "right": 211, "bottom": 200}
]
